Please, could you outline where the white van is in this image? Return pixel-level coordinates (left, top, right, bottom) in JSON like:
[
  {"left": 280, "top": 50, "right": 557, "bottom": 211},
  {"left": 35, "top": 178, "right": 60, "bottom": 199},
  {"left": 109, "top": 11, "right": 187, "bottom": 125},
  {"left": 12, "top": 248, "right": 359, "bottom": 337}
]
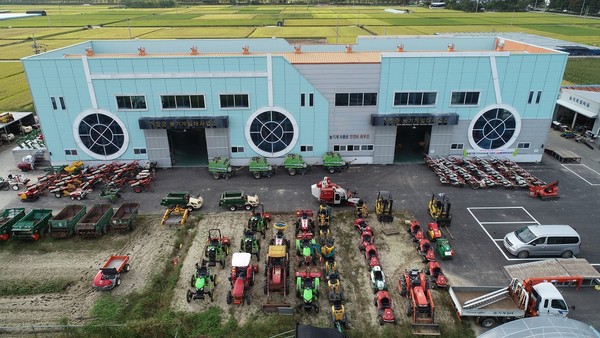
[{"left": 503, "top": 225, "right": 580, "bottom": 259}]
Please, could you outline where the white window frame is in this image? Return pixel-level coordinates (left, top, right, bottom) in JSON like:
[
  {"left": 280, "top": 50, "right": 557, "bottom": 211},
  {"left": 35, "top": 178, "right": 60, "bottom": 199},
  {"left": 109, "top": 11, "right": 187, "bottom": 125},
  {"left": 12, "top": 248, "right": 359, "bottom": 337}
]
[
  {"left": 393, "top": 91, "right": 437, "bottom": 107},
  {"left": 449, "top": 91, "right": 480, "bottom": 107},
  {"left": 361, "top": 144, "right": 374, "bottom": 151},
  {"left": 450, "top": 143, "right": 464, "bottom": 150},
  {"left": 219, "top": 93, "right": 249, "bottom": 109},
  {"left": 116, "top": 95, "right": 148, "bottom": 111},
  {"left": 160, "top": 94, "right": 206, "bottom": 110}
]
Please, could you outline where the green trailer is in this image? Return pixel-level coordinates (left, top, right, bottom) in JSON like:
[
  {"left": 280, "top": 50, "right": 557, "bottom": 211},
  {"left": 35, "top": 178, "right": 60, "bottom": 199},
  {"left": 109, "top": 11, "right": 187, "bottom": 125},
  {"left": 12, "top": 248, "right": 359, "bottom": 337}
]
[
  {"left": 11, "top": 209, "right": 53, "bottom": 241},
  {"left": 0, "top": 208, "right": 26, "bottom": 241},
  {"left": 160, "top": 192, "right": 203, "bottom": 211},
  {"left": 49, "top": 204, "right": 87, "bottom": 238},
  {"left": 323, "top": 152, "right": 352, "bottom": 174},
  {"left": 110, "top": 202, "right": 140, "bottom": 232},
  {"left": 208, "top": 157, "right": 242, "bottom": 180},
  {"left": 75, "top": 204, "right": 114, "bottom": 238},
  {"left": 283, "top": 154, "right": 311, "bottom": 176},
  {"left": 249, "top": 156, "right": 276, "bottom": 179}
]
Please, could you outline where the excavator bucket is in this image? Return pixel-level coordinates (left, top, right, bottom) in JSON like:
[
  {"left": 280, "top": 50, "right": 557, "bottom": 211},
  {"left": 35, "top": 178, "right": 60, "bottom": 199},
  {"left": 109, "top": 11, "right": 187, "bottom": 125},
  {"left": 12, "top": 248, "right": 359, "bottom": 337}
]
[{"left": 411, "top": 323, "right": 440, "bottom": 336}]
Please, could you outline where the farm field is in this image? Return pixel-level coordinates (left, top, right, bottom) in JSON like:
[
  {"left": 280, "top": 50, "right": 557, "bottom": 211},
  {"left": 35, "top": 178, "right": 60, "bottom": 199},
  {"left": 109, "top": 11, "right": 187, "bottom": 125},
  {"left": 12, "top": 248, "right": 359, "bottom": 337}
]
[{"left": 0, "top": 5, "right": 599, "bottom": 111}]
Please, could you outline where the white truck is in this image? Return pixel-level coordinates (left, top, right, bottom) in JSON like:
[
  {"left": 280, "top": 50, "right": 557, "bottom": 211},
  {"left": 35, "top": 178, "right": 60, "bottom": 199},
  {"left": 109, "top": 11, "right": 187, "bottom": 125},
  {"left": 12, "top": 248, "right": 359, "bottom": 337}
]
[{"left": 449, "top": 276, "right": 581, "bottom": 328}]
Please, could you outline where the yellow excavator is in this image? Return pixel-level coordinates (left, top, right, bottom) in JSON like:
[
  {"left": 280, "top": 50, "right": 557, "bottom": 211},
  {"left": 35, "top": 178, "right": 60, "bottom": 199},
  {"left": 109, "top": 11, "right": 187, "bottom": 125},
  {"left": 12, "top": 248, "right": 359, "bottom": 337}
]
[{"left": 428, "top": 193, "right": 452, "bottom": 227}]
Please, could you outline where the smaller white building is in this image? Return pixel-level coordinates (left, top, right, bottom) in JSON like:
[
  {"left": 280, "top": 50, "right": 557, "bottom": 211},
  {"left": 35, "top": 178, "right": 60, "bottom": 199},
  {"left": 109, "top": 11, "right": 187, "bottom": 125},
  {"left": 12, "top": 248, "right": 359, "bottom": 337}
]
[{"left": 555, "top": 85, "right": 600, "bottom": 139}]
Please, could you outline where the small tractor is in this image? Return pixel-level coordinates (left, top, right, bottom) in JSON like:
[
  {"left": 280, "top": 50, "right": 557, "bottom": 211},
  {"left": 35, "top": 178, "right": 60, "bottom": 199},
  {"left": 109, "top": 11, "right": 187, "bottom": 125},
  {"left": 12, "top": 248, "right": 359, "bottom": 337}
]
[
  {"left": 408, "top": 220, "right": 424, "bottom": 242},
  {"left": 370, "top": 265, "right": 387, "bottom": 293},
  {"left": 397, "top": 269, "right": 440, "bottom": 335},
  {"left": 323, "top": 257, "right": 338, "bottom": 280},
  {"left": 375, "top": 191, "right": 394, "bottom": 222},
  {"left": 326, "top": 272, "right": 344, "bottom": 303},
  {"left": 425, "top": 261, "right": 448, "bottom": 289},
  {"left": 417, "top": 238, "right": 436, "bottom": 263},
  {"left": 295, "top": 236, "right": 320, "bottom": 268},
  {"left": 364, "top": 244, "right": 381, "bottom": 270},
  {"left": 296, "top": 270, "right": 321, "bottom": 313},
  {"left": 311, "top": 176, "right": 360, "bottom": 206},
  {"left": 240, "top": 230, "right": 261, "bottom": 262},
  {"left": 247, "top": 204, "right": 270, "bottom": 239},
  {"left": 355, "top": 199, "right": 368, "bottom": 219},
  {"left": 323, "top": 151, "right": 353, "bottom": 174},
  {"left": 320, "top": 238, "right": 336, "bottom": 262},
  {"left": 358, "top": 229, "right": 374, "bottom": 251},
  {"left": 226, "top": 252, "right": 259, "bottom": 306},
  {"left": 374, "top": 290, "right": 396, "bottom": 325},
  {"left": 428, "top": 193, "right": 452, "bottom": 227},
  {"left": 434, "top": 238, "right": 454, "bottom": 260},
  {"left": 295, "top": 209, "right": 315, "bottom": 238},
  {"left": 249, "top": 156, "right": 276, "bottom": 179},
  {"left": 186, "top": 263, "right": 217, "bottom": 303},
  {"left": 354, "top": 218, "right": 372, "bottom": 235},
  {"left": 283, "top": 153, "right": 311, "bottom": 176},
  {"left": 528, "top": 180, "right": 559, "bottom": 201},
  {"left": 270, "top": 222, "right": 290, "bottom": 251},
  {"left": 426, "top": 222, "right": 442, "bottom": 241},
  {"left": 331, "top": 300, "right": 349, "bottom": 332},
  {"left": 208, "top": 156, "right": 242, "bottom": 180},
  {"left": 202, "top": 229, "right": 231, "bottom": 268},
  {"left": 262, "top": 245, "right": 292, "bottom": 312}
]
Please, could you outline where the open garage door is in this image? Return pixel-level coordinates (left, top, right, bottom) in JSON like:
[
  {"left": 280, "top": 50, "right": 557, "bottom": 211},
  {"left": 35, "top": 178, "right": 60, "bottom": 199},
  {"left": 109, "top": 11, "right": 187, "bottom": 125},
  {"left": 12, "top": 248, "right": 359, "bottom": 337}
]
[
  {"left": 167, "top": 129, "right": 208, "bottom": 167},
  {"left": 394, "top": 126, "right": 431, "bottom": 163}
]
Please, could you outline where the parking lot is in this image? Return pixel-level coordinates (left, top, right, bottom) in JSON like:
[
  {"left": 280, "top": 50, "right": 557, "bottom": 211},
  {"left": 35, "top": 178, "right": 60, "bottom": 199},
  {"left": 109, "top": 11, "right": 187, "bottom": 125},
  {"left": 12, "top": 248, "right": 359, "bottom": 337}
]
[{"left": 0, "top": 128, "right": 599, "bottom": 330}]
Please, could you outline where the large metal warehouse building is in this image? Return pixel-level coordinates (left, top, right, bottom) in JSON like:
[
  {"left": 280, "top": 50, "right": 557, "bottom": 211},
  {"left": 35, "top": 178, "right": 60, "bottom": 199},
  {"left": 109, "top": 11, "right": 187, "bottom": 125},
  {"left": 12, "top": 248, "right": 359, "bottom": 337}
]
[{"left": 22, "top": 36, "right": 568, "bottom": 167}]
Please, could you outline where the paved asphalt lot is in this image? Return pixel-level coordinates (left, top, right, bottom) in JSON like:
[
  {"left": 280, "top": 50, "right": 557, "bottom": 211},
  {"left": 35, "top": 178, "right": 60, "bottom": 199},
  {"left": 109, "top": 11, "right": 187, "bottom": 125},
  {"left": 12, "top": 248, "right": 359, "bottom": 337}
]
[{"left": 1, "top": 129, "right": 599, "bottom": 330}]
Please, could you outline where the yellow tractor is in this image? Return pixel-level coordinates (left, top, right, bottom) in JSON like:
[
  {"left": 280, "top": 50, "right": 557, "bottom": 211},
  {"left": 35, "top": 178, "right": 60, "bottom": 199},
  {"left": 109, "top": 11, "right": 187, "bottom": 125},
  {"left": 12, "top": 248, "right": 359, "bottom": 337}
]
[
  {"left": 375, "top": 191, "right": 394, "bottom": 222},
  {"left": 428, "top": 193, "right": 452, "bottom": 227}
]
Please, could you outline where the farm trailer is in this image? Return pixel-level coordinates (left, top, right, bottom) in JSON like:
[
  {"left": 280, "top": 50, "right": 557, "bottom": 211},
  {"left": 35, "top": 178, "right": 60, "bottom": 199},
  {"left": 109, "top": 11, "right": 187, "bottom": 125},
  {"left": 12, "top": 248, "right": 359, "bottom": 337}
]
[
  {"left": 75, "top": 204, "right": 114, "bottom": 237},
  {"left": 0, "top": 208, "right": 26, "bottom": 241},
  {"left": 11, "top": 209, "right": 53, "bottom": 240},
  {"left": 110, "top": 202, "right": 140, "bottom": 232},
  {"left": 48, "top": 204, "right": 86, "bottom": 238}
]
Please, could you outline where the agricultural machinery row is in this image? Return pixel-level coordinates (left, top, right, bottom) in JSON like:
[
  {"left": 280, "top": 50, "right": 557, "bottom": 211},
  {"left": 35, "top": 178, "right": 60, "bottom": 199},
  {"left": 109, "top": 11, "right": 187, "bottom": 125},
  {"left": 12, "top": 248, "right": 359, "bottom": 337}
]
[
  {"left": 11, "top": 160, "right": 156, "bottom": 203},
  {"left": 208, "top": 152, "right": 355, "bottom": 180},
  {"left": 425, "top": 155, "right": 546, "bottom": 190},
  {"left": 0, "top": 202, "right": 140, "bottom": 241}
]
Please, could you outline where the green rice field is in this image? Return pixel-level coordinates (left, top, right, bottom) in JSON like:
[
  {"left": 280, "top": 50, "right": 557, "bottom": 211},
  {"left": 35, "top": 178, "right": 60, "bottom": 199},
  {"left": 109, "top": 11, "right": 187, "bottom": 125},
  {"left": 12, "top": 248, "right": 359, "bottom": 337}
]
[{"left": 0, "top": 4, "right": 599, "bottom": 111}]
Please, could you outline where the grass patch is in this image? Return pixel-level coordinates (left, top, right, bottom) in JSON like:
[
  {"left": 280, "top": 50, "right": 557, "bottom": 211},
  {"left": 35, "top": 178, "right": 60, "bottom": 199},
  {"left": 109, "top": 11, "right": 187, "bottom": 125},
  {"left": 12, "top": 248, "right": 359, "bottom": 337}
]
[
  {"left": 564, "top": 58, "right": 600, "bottom": 85},
  {"left": 0, "top": 278, "right": 75, "bottom": 296}
]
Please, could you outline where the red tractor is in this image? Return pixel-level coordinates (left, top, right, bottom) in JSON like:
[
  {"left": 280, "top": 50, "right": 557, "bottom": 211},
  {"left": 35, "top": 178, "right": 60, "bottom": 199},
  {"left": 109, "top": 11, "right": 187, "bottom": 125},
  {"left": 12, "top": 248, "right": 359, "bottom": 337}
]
[
  {"left": 426, "top": 222, "right": 442, "bottom": 241},
  {"left": 295, "top": 209, "right": 315, "bottom": 238},
  {"left": 270, "top": 222, "right": 290, "bottom": 251},
  {"left": 358, "top": 229, "right": 374, "bottom": 251},
  {"left": 364, "top": 244, "right": 381, "bottom": 270},
  {"left": 263, "top": 245, "right": 290, "bottom": 297},
  {"left": 311, "top": 176, "right": 360, "bottom": 206},
  {"left": 373, "top": 290, "right": 396, "bottom": 325},
  {"left": 528, "top": 180, "right": 559, "bottom": 201},
  {"left": 354, "top": 218, "right": 372, "bottom": 235},
  {"left": 226, "top": 252, "right": 258, "bottom": 306},
  {"left": 425, "top": 261, "right": 448, "bottom": 289},
  {"left": 397, "top": 269, "right": 439, "bottom": 335},
  {"left": 417, "top": 238, "right": 436, "bottom": 263},
  {"left": 408, "top": 219, "right": 424, "bottom": 242}
]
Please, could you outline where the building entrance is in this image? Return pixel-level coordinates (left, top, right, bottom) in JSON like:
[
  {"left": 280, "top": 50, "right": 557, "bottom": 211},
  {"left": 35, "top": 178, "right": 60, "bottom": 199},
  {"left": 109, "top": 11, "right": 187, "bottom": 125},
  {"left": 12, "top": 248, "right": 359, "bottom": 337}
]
[
  {"left": 394, "top": 126, "right": 431, "bottom": 163},
  {"left": 167, "top": 129, "right": 208, "bottom": 167}
]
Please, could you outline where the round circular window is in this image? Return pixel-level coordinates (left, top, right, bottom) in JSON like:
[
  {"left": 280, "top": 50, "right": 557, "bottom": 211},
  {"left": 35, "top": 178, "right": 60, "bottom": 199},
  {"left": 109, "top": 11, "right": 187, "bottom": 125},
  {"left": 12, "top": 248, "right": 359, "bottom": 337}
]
[
  {"left": 245, "top": 107, "right": 298, "bottom": 157},
  {"left": 73, "top": 109, "right": 129, "bottom": 160},
  {"left": 468, "top": 105, "right": 521, "bottom": 150}
]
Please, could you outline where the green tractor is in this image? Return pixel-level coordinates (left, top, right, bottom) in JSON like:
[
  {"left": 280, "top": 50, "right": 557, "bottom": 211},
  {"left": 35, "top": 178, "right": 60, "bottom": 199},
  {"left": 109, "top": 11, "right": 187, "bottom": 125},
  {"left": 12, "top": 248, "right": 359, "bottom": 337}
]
[
  {"left": 434, "top": 237, "right": 455, "bottom": 260},
  {"left": 247, "top": 204, "right": 270, "bottom": 239},
  {"left": 283, "top": 153, "right": 311, "bottom": 176},
  {"left": 208, "top": 157, "right": 242, "bottom": 180},
  {"left": 186, "top": 263, "right": 217, "bottom": 302},
  {"left": 296, "top": 271, "right": 321, "bottom": 313},
  {"left": 249, "top": 156, "right": 276, "bottom": 179},
  {"left": 295, "top": 236, "right": 320, "bottom": 268},
  {"left": 201, "top": 229, "right": 231, "bottom": 268},
  {"left": 323, "top": 152, "right": 353, "bottom": 174},
  {"left": 240, "top": 230, "right": 261, "bottom": 262}
]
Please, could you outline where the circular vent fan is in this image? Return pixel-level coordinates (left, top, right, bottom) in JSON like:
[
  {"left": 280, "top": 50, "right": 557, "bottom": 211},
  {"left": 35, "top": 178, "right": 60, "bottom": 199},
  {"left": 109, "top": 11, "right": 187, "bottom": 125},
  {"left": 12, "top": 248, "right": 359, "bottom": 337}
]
[
  {"left": 73, "top": 109, "right": 129, "bottom": 160},
  {"left": 469, "top": 106, "right": 521, "bottom": 150},
  {"left": 246, "top": 108, "right": 298, "bottom": 157}
]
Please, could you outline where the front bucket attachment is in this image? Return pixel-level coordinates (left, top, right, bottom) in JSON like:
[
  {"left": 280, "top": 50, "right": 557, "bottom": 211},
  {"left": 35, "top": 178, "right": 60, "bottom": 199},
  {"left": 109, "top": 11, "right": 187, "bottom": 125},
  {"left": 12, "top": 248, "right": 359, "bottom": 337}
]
[
  {"left": 411, "top": 323, "right": 440, "bottom": 336},
  {"left": 262, "top": 302, "right": 293, "bottom": 315}
]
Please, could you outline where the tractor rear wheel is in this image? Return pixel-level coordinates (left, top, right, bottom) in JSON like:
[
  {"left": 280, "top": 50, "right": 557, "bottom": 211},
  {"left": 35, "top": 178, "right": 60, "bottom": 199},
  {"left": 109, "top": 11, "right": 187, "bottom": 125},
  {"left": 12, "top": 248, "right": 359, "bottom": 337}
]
[
  {"left": 406, "top": 303, "right": 414, "bottom": 316},
  {"left": 264, "top": 284, "right": 268, "bottom": 295},
  {"left": 314, "top": 304, "right": 319, "bottom": 314},
  {"left": 254, "top": 173, "right": 262, "bottom": 179},
  {"left": 212, "top": 173, "right": 220, "bottom": 180},
  {"left": 378, "top": 317, "right": 384, "bottom": 326},
  {"left": 190, "top": 275, "right": 195, "bottom": 288},
  {"left": 246, "top": 294, "right": 252, "bottom": 305},
  {"left": 186, "top": 290, "right": 193, "bottom": 303},
  {"left": 210, "top": 291, "right": 214, "bottom": 302},
  {"left": 213, "top": 275, "right": 218, "bottom": 286},
  {"left": 328, "top": 167, "right": 336, "bottom": 174},
  {"left": 124, "top": 264, "right": 131, "bottom": 272},
  {"left": 226, "top": 291, "right": 233, "bottom": 304},
  {"left": 288, "top": 168, "right": 296, "bottom": 176}
]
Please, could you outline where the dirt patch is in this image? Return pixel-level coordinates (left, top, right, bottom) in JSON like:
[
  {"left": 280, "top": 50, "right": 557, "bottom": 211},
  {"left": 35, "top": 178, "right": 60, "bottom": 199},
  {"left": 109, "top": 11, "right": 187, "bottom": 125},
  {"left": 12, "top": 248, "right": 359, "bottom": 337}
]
[{"left": 0, "top": 216, "right": 173, "bottom": 326}]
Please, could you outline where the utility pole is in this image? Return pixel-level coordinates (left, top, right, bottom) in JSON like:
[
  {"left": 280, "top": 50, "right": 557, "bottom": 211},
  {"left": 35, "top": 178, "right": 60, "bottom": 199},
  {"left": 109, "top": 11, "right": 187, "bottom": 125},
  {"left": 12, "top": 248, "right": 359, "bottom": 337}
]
[{"left": 128, "top": 19, "right": 132, "bottom": 39}]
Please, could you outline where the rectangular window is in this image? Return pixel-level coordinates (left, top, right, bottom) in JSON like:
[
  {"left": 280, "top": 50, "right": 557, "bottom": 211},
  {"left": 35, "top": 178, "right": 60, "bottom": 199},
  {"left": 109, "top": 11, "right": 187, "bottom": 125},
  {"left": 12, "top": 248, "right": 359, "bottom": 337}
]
[
  {"left": 231, "top": 146, "right": 244, "bottom": 153},
  {"left": 161, "top": 95, "right": 205, "bottom": 109},
  {"left": 309, "top": 93, "right": 314, "bottom": 106},
  {"left": 528, "top": 91, "right": 534, "bottom": 104},
  {"left": 347, "top": 145, "right": 359, "bottom": 151},
  {"left": 116, "top": 95, "right": 146, "bottom": 110},
  {"left": 220, "top": 94, "right": 249, "bottom": 108},
  {"left": 361, "top": 145, "right": 374, "bottom": 151},
  {"left": 333, "top": 145, "right": 347, "bottom": 151},
  {"left": 64, "top": 149, "right": 78, "bottom": 155},
  {"left": 300, "top": 145, "right": 313, "bottom": 152},
  {"left": 517, "top": 142, "right": 530, "bottom": 149},
  {"left": 535, "top": 91, "right": 542, "bottom": 104},
  {"left": 133, "top": 148, "right": 147, "bottom": 155},
  {"left": 450, "top": 143, "right": 464, "bottom": 150},
  {"left": 451, "top": 92, "right": 479, "bottom": 105},
  {"left": 59, "top": 97, "right": 66, "bottom": 110},
  {"left": 335, "top": 93, "right": 377, "bottom": 106},
  {"left": 51, "top": 97, "right": 57, "bottom": 110},
  {"left": 301, "top": 93, "right": 306, "bottom": 107},
  {"left": 394, "top": 92, "right": 436, "bottom": 106}
]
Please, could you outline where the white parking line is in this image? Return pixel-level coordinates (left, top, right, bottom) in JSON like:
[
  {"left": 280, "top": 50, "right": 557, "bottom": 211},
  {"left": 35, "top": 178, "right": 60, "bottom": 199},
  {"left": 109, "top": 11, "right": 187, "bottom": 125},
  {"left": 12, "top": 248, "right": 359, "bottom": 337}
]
[
  {"left": 468, "top": 206, "right": 541, "bottom": 261},
  {"left": 562, "top": 164, "right": 600, "bottom": 186}
]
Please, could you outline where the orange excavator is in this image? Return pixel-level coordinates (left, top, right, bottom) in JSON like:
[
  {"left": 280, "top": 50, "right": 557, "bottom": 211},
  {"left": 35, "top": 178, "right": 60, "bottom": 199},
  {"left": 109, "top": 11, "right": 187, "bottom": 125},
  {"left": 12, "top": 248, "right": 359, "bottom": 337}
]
[{"left": 528, "top": 180, "right": 559, "bottom": 201}]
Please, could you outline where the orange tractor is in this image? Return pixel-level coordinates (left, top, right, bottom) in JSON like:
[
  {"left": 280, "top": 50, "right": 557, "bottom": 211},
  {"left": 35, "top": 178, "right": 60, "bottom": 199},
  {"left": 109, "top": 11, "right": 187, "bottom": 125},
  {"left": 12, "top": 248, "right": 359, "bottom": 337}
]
[
  {"left": 528, "top": 180, "right": 559, "bottom": 201},
  {"left": 398, "top": 269, "right": 440, "bottom": 335}
]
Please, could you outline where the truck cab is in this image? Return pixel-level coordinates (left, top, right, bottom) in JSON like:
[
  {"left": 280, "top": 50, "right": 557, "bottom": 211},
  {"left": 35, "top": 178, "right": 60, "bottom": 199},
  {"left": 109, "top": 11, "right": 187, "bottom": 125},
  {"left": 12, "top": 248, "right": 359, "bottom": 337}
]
[{"left": 529, "top": 283, "right": 569, "bottom": 317}]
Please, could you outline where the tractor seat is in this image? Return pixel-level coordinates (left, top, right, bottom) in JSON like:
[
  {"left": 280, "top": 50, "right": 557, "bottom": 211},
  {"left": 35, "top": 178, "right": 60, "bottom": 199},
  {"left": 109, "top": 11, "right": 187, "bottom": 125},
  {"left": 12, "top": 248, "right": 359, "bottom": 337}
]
[
  {"left": 333, "top": 300, "right": 343, "bottom": 311},
  {"left": 411, "top": 276, "right": 421, "bottom": 286},
  {"left": 237, "top": 270, "right": 247, "bottom": 279},
  {"left": 381, "top": 298, "right": 390, "bottom": 308},
  {"left": 374, "top": 271, "right": 382, "bottom": 280},
  {"left": 329, "top": 273, "right": 339, "bottom": 283},
  {"left": 303, "top": 279, "right": 313, "bottom": 289},
  {"left": 197, "top": 266, "right": 208, "bottom": 277}
]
